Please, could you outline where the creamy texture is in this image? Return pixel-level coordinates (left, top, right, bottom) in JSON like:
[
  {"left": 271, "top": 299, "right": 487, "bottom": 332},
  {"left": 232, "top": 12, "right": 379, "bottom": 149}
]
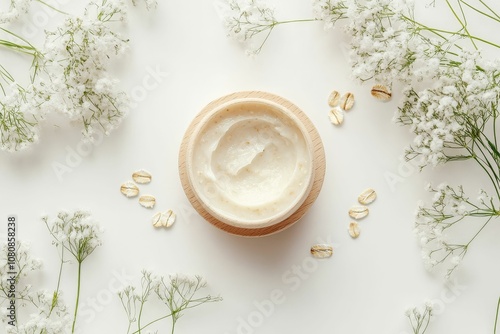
[{"left": 189, "top": 100, "right": 313, "bottom": 228}]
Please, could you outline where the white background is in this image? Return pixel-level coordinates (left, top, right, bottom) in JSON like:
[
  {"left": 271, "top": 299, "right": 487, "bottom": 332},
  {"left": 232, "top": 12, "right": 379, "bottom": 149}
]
[{"left": 1, "top": 1, "right": 500, "bottom": 333}]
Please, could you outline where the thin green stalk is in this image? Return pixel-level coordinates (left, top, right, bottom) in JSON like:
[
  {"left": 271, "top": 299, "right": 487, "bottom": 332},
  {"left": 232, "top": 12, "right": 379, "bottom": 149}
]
[
  {"left": 495, "top": 297, "right": 500, "bottom": 334},
  {"left": 0, "top": 27, "right": 39, "bottom": 51},
  {"left": 459, "top": 0, "right": 500, "bottom": 23},
  {"left": 475, "top": 133, "right": 500, "bottom": 186},
  {"left": 0, "top": 40, "right": 37, "bottom": 56},
  {"left": 404, "top": 18, "right": 500, "bottom": 49},
  {"left": 478, "top": 0, "right": 500, "bottom": 20},
  {"left": 39, "top": 246, "right": 66, "bottom": 334},
  {"left": 71, "top": 261, "right": 82, "bottom": 334},
  {"left": 275, "top": 18, "right": 318, "bottom": 25},
  {"left": 461, "top": 138, "right": 500, "bottom": 200},
  {"left": 493, "top": 105, "right": 499, "bottom": 156},
  {"left": 130, "top": 313, "right": 173, "bottom": 334},
  {"left": 137, "top": 300, "right": 144, "bottom": 334},
  {"left": 492, "top": 108, "right": 500, "bottom": 180},
  {"left": 421, "top": 313, "right": 431, "bottom": 334},
  {"left": 35, "top": 0, "right": 69, "bottom": 15},
  {"left": 171, "top": 317, "right": 176, "bottom": 334},
  {"left": 402, "top": 15, "right": 449, "bottom": 41},
  {"left": 136, "top": 278, "right": 154, "bottom": 334},
  {"left": 468, "top": 216, "right": 493, "bottom": 247},
  {"left": 252, "top": 18, "right": 317, "bottom": 54},
  {"left": 472, "top": 152, "right": 500, "bottom": 200},
  {"left": 445, "top": 0, "right": 478, "bottom": 49}
]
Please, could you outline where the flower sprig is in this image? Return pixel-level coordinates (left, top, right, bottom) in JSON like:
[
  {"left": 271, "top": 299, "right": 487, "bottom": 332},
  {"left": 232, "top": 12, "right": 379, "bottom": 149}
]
[
  {"left": 1, "top": 210, "right": 103, "bottom": 334},
  {"left": 405, "top": 301, "right": 434, "bottom": 334},
  {"left": 0, "top": 0, "right": 30, "bottom": 24},
  {"left": 118, "top": 270, "right": 222, "bottom": 334},
  {"left": 414, "top": 183, "right": 498, "bottom": 278},
  {"left": 0, "top": 0, "right": 155, "bottom": 152},
  {"left": 217, "top": 0, "right": 316, "bottom": 55},
  {"left": 43, "top": 210, "right": 103, "bottom": 264},
  {"left": 0, "top": 241, "right": 42, "bottom": 305},
  {"left": 42, "top": 210, "right": 103, "bottom": 333}
]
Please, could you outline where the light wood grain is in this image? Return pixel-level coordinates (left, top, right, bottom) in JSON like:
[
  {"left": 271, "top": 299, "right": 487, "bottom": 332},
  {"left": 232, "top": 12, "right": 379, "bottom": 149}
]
[{"left": 178, "top": 91, "right": 326, "bottom": 237}]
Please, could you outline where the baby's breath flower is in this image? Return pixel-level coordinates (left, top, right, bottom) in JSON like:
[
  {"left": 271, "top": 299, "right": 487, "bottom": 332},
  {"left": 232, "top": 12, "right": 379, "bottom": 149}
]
[
  {"left": 405, "top": 301, "right": 433, "bottom": 334},
  {"left": 1, "top": 0, "right": 155, "bottom": 152},
  {"left": 398, "top": 50, "right": 500, "bottom": 169},
  {"left": 0, "top": 240, "right": 41, "bottom": 303},
  {"left": 415, "top": 183, "right": 498, "bottom": 278},
  {"left": 43, "top": 210, "right": 103, "bottom": 263},
  {"left": 131, "top": 0, "right": 158, "bottom": 10},
  {"left": 0, "top": 84, "right": 40, "bottom": 152},
  {"left": 217, "top": 0, "right": 277, "bottom": 54},
  {"left": 119, "top": 270, "right": 222, "bottom": 334},
  {"left": 312, "top": 0, "right": 349, "bottom": 30},
  {"left": 0, "top": 239, "right": 72, "bottom": 334},
  {"left": 37, "top": 3, "right": 130, "bottom": 143},
  {"left": 217, "top": 0, "right": 316, "bottom": 55},
  {"left": 0, "top": 0, "right": 30, "bottom": 24},
  {"left": 42, "top": 210, "right": 103, "bottom": 333}
]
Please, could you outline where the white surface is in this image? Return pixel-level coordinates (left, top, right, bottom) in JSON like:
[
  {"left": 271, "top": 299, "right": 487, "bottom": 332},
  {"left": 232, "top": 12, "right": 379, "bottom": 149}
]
[{"left": 1, "top": 1, "right": 500, "bottom": 334}]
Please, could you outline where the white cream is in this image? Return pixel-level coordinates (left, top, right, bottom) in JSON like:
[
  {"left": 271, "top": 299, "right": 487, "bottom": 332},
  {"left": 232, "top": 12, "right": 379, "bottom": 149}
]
[{"left": 187, "top": 99, "right": 313, "bottom": 228}]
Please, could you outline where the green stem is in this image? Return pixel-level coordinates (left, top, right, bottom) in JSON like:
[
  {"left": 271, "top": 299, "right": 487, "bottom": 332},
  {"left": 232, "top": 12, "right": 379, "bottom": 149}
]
[
  {"left": 495, "top": 297, "right": 500, "bottom": 334},
  {"left": 35, "top": 0, "right": 69, "bottom": 15},
  {"left": 421, "top": 309, "right": 432, "bottom": 334},
  {"left": 71, "top": 261, "right": 82, "bottom": 334},
  {"left": 54, "top": 247, "right": 65, "bottom": 304},
  {"left": 130, "top": 314, "right": 173, "bottom": 334},
  {"left": 465, "top": 216, "right": 493, "bottom": 251},
  {"left": 0, "top": 40, "right": 37, "bottom": 56},
  {"left": 171, "top": 317, "right": 176, "bottom": 334},
  {"left": 253, "top": 18, "right": 318, "bottom": 54},
  {"left": 39, "top": 246, "right": 66, "bottom": 334},
  {"left": 459, "top": 0, "right": 500, "bottom": 23},
  {"left": 475, "top": 134, "right": 500, "bottom": 192},
  {"left": 478, "top": 0, "right": 500, "bottom": 20},
  {"left": 275, "top": 18, "right": 318, "bottom": 25},
  {"left": 137, "top": 295, "right": 147, "bottom": 334},
  {"left": 402, "top": 15, "right": 451, "bottom": 42},
  {"left": 404, "top": 18, "right": 500, "bottom": 49},
  {"left": 0, "top": 28, "right": 39, "bottom": 51},
  {"left": 462, "top": 129, "right": 500, "bottom": 200},
  {"left": 445, "top": 0, "right": 478, "bottom": 49}
]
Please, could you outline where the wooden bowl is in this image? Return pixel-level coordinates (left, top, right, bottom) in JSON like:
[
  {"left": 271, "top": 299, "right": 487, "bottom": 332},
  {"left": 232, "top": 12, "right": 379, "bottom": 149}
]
[{"left": 178, "top": 91, "right": 326, "bottom": 237}]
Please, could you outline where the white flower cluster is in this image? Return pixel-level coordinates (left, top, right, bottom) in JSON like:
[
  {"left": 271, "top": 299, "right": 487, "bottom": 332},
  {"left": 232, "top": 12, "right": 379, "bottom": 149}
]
[
  {"left": 413, "top": 183, "right": 497, "bottom": 277},
  {"left": 399, "top": 51, "right": 500, "bottom": 167},
  {"left": 43, "top": 210, "right": 103, "bottom": 263},
  {"left": 0, "top": 85, "right": 40, "bottom": 152},
  {"left": 404, "top": 300, "right": 434, "bottom": 334},
  {"left": 6, "top": 290, "right": 72, "bottom": 334},
  {"left": 216, "top": 0, "right": 277, "bottom": 54},
  {"left": 0, "top": 0, "right": 30, "bottom": 24},
  {"left": 36, "top": 5, "right": 130, "bottom": 143},
  {"left": 118, "top": 270, "right": 221, "bottom": 333},
  {"left": 0, "top": 241, "right": 41, "bottom": 299},
  {"left": 131, "top": 0, "right": 158, "bottom": 10},
  {"left": 312, "top": 0, "right": 347, "bottom": 30},
  {"left": 0, "top": 241, "right": 73, "bottom": 334},
  {"left": 40, "top": 0, "right": 130, "bottom": 142},
  {"left": 1, "top": 0, "right": 157, "bottom": 152},
  {"left": 313, "top": 0, "right": 431, "bottom": 85},
  {"left": 345, "top": 0, "right": 415, "bottom": 85}
]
